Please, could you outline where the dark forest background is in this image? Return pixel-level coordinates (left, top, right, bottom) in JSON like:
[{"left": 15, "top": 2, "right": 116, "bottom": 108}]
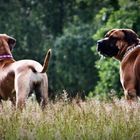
[{"left": 1, "top": 0, "right": 140, "bottom": 99}]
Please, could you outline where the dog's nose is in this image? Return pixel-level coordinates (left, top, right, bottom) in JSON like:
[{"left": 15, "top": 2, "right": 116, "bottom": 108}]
[
  {"left": 97, "top": 40, "right": 102, "bottom": 51},
  {"left": 97, "top": 40, "right": 102, "bottom": 46}
]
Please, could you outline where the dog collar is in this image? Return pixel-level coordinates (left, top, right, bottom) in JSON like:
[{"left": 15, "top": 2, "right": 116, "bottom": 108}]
[
  {"left": 0, "top": 54, "right": 13, "bottom": 60},
  {"left": 123, "top": 44, "right": 140, "bottom": 59}
]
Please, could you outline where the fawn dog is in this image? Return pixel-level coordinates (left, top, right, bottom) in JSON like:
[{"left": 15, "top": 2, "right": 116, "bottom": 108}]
[{"left": 0, "top": 34, "right": 51, "bottom": 109}]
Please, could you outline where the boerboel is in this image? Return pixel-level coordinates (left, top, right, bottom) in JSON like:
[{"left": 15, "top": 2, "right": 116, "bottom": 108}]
[
  {"left": 0, "top": 34, "right": 51, "bottom": 109},
  {"left": 97, "top": 29, "right": 140, "bottom": 101}
]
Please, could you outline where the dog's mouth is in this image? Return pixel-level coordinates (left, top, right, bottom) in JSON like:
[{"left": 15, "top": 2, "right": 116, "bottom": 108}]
[{"left": 97, "top": 39, "right": 119, "bottom": 57}]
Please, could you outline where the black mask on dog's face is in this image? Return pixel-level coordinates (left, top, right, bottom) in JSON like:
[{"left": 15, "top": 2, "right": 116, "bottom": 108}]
[{"left": 97, "top": 36, "right": 119, "bottom": 57}]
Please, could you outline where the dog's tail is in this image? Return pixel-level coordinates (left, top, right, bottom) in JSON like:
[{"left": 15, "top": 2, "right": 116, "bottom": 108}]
[{"left": 41, "top": 49, "right": 51, "bottom": 73}]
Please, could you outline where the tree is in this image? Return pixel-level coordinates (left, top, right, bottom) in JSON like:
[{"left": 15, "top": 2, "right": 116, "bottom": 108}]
[{"left": 48, "top": 24, "right": 98, "bottom": 96}]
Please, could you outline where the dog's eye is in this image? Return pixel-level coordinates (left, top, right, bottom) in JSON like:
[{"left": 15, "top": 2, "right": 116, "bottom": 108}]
[
  {"left": 110, "top": 36, "right": 118, "bottom": 40},
  {"left": 105, "top": 34, "right": 109, "bottom": 37},
  {"left": 109, "top": 36, "right": 119, "bottom": 41}
]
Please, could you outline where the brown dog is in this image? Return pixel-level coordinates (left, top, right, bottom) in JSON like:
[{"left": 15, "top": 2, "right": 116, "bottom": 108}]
[
  {"left": 0, "top": 34, "right": 51, "bottom": 109},
  {"left": 97, "top": 29, "right": 140, "bottom": 101}
]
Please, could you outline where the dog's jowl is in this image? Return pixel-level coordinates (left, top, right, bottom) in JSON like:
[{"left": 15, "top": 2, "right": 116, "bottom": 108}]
[
  {"left": 0, "top": 34, "right": 51, "bottom": 109},
  {"left": 97, "top": 29, "right": 140, "bottom": 101}
]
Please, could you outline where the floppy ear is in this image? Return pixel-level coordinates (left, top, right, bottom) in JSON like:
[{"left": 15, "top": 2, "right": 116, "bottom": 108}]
[
  {"left": 7, "top": 36, "right": 16, "bottom": 50},
  {"left": 105, "top": 29, "right": 116, "bottom": 37},
  {"left": 8, "top": 36, "right": 16, "bottom": 46},
  {"left": 122, "top": 29, "right": 139, "bottom": 45}
]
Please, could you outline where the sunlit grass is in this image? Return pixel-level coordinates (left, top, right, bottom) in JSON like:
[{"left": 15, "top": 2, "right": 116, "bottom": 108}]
[{"left": 0, "top": 97, "right": 140, "bottom": 140}]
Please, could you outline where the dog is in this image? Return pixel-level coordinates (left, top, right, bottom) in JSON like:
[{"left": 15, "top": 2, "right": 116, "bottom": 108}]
[
  {"left": 97, "top": 29, "right": 140, "bottom": 101},
  {"left": 0, "top": 34, "right": 51, "bottom": 109}
]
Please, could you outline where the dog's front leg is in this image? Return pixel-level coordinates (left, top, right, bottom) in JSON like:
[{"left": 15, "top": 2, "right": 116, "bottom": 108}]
[
  {"left": 124, "top": 89, "right": 138, "bottom": 101},
  {"left": 120, "top": 66, "right": 138, "bottom": 102},
  {"left": 122, "top": 80, "right": 138, "bottom": 101}
]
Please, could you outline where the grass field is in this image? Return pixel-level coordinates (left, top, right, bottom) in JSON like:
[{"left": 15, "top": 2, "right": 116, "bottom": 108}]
[{"left": 0, "top": 97, "right": 140, "bottom": 140}]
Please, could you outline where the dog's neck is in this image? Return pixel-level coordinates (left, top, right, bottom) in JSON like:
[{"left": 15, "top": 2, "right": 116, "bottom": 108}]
[
  {"left": 0, "top": 54, "right": 13, "bottom": 61},
  {"left": 0, "top": 54, "right": 15, "bottom": 68},
  {"left": 115, "top": 43, "right": 140, "bottom": 61},
  {"left": 115, "top": 44, "right": 128, "bottom": 61},
  {"left": 122, "top": 44, "right": 140, "bottom": 59}
]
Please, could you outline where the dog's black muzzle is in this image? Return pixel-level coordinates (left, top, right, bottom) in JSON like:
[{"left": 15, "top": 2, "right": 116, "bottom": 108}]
[
  {"left": 97, "top": 38, "right": 119, "bottom": 57},
  {"left": 97, "top": 39, "right": 105, "bottom": 52}
]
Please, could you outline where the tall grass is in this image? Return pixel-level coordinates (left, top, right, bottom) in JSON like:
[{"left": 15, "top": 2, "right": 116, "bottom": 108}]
[{"left": 0, "top": 98, "right": 140, "bottom": 140}]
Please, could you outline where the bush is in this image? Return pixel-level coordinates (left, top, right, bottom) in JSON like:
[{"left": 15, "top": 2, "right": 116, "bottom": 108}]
[
  {"left": 94, "top": 58, "right": 123, "bottom": 99},
  {"left": 48, "top": 24, "right": 98, "bottom": 96}
]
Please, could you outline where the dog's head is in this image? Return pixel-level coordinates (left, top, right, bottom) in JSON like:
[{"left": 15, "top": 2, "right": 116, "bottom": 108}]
[
  {"left": 97, "top": 29, "right": 139, "bottom": 60},
  {"left": 0, "top": 34, "right": 16, "bottom": 54}
]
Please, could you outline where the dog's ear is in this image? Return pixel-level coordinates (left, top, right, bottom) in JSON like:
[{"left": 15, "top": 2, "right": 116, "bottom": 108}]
[
  {"left": 122, "top": 29, "right": 139, "bottom": 45},
  {"left": 8, "top": 36, "right": 16, "bottom": 46},
  {"left": 7, "top": 36, "right": 16, "bottom": 50},
  {"left": 105, "top": 29, "right": 116, "bottom": 37}
]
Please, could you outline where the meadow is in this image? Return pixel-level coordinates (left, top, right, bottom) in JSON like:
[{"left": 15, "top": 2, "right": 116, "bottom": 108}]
[{"left": 0, "top": 97, "right": 140, "bottom": 140}]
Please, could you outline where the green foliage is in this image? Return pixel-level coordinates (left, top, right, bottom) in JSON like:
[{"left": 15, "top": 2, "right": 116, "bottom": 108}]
[
  {"left": 49, "top": 24, "right": 97, "bottom": 94},
  {"left": 94, "top": 58, "right": 122, "bottom": 98}
]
